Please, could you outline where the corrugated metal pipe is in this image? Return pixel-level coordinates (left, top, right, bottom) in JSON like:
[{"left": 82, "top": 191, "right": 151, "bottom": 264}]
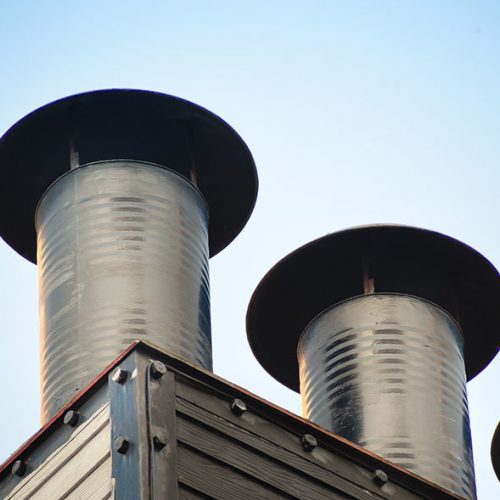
[
  {"left": 36, "top": 160, "right": 211, "bottom": 421},
  {"left": 0, "top": 90, "right": 258, "bottom": 423},
  {"left": 247, "top": 225, "right": 500, "bottom": 499}
]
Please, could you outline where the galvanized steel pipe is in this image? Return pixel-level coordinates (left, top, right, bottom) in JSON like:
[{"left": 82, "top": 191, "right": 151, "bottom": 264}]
[
  {"left": 298, "top": 293, "right": 475, "bottom": 499},
  {"left": 36, "top": 160, "right": 211, "bottom": 422}
]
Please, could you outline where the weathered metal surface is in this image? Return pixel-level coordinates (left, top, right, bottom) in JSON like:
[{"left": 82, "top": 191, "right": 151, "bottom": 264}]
[
  {"left": 173, "top": 367, "right": 459, "bottom": 499},
  {"left": 0, "top": 341, "right": 463, "bottom": 500},
  {"left": 177, "top": 443, "right": 294, "bottom": 499},
  {"left": 147, "top": 362, "right": 178, "bottom": 499},
  {"left": 298, "top": 294, "right": 475, "bottom": 499},
  {"left": 37, "top": 160, "right": 211, "bottom": 422},
  {"left": 6, "top": 404, "right": 111, "bottom": 499},
  {"left": 109, "top": 351, "right": 180, "bottom": 499},
  {"left": 176, "top": 400, "right": 353, "bottom": 499},
  {"left": 0, "top": 381, "right": 110, "bottom": 498},
  {"left": 109, "top": 351, "right": 150, "bottom": 499}
]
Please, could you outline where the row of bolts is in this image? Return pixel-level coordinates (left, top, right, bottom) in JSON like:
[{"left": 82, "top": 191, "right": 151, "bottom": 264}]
[{"left": 10, "top": 360, "right": 389, "bottom": 488}]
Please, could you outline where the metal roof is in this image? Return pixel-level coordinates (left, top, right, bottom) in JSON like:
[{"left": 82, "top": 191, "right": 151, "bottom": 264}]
[{"left": 0, "top": 341, "right": 461, "bottom": 499}]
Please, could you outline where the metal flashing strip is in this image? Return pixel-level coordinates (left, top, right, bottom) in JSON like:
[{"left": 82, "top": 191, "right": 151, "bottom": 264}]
[
  {"left": 146, "top": 361, "right": 178, "bottom": 499},
  {"left": 109, "top": 351, "right": 150, "bottom": 499}
]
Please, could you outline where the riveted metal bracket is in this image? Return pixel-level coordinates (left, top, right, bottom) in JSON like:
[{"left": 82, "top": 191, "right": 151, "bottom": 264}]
[
  {"left": 109, "top": 352, "right": 179, "bottom": 499},
  {"left": 146, "top": 360, "right": 178, "bottom": 499},
  {"left": 109, "top": 352, "right": 150, "bottom": 499}
]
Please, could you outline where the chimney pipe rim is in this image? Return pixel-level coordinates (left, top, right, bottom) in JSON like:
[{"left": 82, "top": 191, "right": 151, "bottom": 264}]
[
  {"left": 34, "top": 159, "right": 210, "bottom": 229},
  {"left": 296, "top": 292, "right": 465, "bottom": 355},
  {"left": 246, "top": 224, "right": 500, "bottom": 391}
]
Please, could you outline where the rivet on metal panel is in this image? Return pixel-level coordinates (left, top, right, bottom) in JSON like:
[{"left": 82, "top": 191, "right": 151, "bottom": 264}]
[
  {"left": 230, "top": 398, "right": 247, "bottom": 416},
  {"left": 373, "top": 469, "right": 388, "bottom": 486},
  {"left": 112, "top": 368, "right": 128, "bottom": 384},
  {"left": 11, "top": 460, "right": 27, "bottom": 477},
  {"left": 63, "top": 409, "right": 80, "bottom": 427},
  {"left": 150, "top": 361, "right": 167, "bottom": 380},
  {"left": 301, "top": 434, "right": 318, "bottom": 451},
  {"left": 153, "top": 432, "right": 168, "bottom": 450},
  {"left": 114, "top": 436, "right": 130, "bottom": 454}
]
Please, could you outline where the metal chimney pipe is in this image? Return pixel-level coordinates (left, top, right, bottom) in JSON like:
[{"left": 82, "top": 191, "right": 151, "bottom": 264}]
[
  {"left": 492, "top": 421, "right": 500, "bottom": 482},
  {"left": 298, "top": 294, "right": 474, "bottom": 496},
  {"left": 0, "top": 90, "right": 258, "bottom": 423},
  {"left": 247, "top": 225, "right": 500, "bottom": 499},
  {"left": 36, "top": 160, "right": 211, "bottom": 421}
]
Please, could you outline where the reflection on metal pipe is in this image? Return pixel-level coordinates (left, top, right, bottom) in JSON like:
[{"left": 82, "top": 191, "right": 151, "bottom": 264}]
[
  {"left": 298, "top": 293, "right": 475, "bottom": 499},
  {"left": 36, "top": 160, "right": 211, "bottom": 422}
]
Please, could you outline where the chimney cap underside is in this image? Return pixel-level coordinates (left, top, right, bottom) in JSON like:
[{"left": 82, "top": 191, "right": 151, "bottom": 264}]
[
  {"left": 246, "top": 224, "right": 500, "bottom": 391},
  {"left": 0, "top": 89, "right": 258, "bottom": 262}
]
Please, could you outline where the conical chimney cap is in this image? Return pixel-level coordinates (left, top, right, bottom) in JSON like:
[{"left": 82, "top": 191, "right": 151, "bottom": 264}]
[
  {"left": 247, "top": 224, "right": 500, "bottom": 391},
  {"left": 0, "top": 89, "right": 258, "bottom": 262}
]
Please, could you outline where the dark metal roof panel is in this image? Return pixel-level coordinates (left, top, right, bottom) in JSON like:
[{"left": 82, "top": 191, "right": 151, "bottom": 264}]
[{"left": 0, "top": 341, "right": 462, "bottom": 499}]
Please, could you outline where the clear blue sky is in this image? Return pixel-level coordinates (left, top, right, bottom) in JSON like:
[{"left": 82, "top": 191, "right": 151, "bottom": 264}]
[{"left": 0, "top": 1, "right": 499, "bottom": 497}]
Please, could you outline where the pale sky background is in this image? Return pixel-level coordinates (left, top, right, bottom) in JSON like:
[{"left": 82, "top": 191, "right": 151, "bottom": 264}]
[{"left": 0, "top": 1, "right": 499, "bottom": 498}]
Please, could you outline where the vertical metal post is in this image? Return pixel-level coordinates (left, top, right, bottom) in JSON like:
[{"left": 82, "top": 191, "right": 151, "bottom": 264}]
[
  {"left": 147, "top": 362, "right": 178, "bottom": 499},
  {"left": 109, "top": 351, "right": 179, "bottom": 499},
  {"left": 109, "top": 352, "right": 151, "bottom": 499}
]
